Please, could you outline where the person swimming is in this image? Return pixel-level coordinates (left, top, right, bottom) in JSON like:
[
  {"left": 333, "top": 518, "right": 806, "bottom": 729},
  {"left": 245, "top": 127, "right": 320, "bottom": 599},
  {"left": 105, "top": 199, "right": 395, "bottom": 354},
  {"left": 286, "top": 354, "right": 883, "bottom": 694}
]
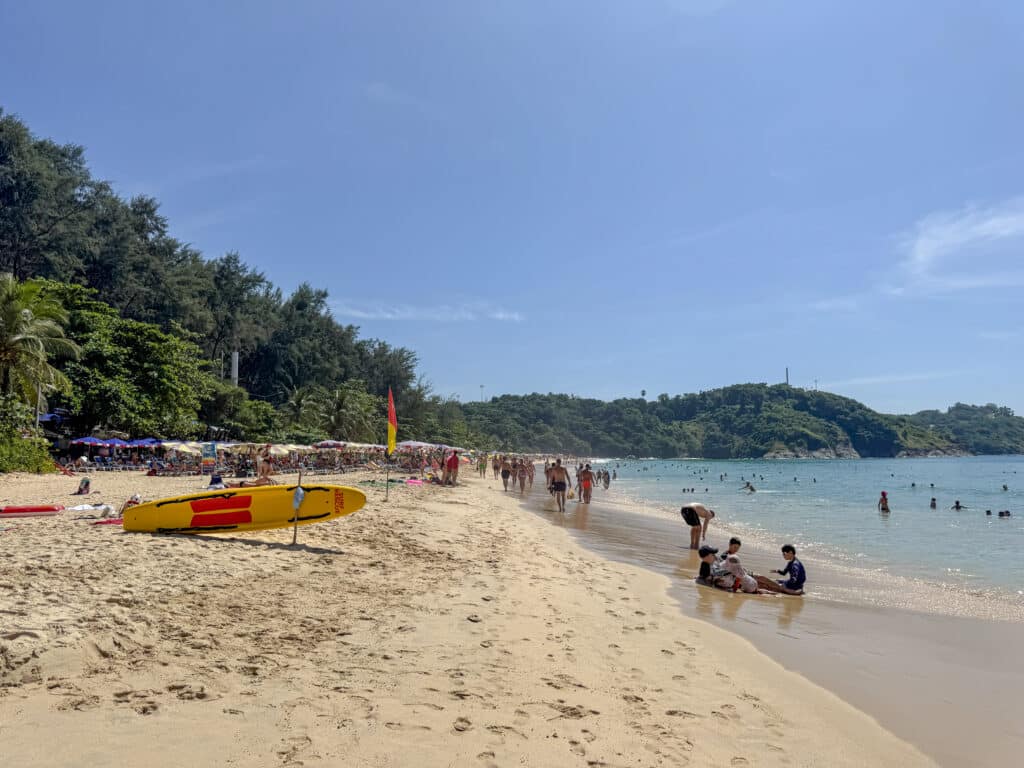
[{"left": 878, "top": 491, "right": 890, "bottom": 514}]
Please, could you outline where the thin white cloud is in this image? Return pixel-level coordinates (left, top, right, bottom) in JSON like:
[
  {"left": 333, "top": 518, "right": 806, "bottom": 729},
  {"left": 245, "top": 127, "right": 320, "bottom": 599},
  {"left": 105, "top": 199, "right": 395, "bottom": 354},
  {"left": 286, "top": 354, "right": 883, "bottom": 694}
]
[
  {"left": 821, "top": 371, "right": 965, "bottom": 389},
  {"left": 895, "top": 197, "right": 1024, "bottom": 295},
  {"left": 331, "top": 301, "right": 523, "bottom": 323},
  {"left": 978, "top": 329, "right": 1021, "bottom": 341}
]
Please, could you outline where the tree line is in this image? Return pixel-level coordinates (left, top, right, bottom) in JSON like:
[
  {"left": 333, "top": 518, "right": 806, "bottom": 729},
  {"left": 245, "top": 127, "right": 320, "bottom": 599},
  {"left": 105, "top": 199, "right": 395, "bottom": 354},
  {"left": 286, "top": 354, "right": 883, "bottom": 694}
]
[
  {"left": 460, "top": 386, "right": 1024, "bottom": 458},
  {"left": 0, "top": 108, "right": 481, "bottom": 465}
]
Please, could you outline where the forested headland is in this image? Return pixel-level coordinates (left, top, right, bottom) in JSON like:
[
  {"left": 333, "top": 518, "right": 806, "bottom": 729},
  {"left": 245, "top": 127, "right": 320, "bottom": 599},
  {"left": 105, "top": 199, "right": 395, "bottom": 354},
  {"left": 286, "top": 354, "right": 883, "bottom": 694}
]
[
  {"left": 3, "top": 109, "right": 1024, "bottom": 470},
  {"left": 461, "top": 388, "right": 1024, "bottom": 458}
]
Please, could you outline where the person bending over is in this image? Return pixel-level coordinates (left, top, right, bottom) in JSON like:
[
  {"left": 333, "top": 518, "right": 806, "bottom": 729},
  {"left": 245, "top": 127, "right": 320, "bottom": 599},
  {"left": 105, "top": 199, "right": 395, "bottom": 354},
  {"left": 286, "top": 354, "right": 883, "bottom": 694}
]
[{"left": 680, "top": 503, "right": 715, "bottom": 550}]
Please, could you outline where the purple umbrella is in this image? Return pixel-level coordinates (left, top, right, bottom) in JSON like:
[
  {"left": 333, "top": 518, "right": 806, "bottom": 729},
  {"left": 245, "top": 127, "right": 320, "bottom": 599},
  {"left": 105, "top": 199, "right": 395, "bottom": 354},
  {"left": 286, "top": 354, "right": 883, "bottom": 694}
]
[{"left": 72, "top": 436, "right": 107, "bottom": 446}]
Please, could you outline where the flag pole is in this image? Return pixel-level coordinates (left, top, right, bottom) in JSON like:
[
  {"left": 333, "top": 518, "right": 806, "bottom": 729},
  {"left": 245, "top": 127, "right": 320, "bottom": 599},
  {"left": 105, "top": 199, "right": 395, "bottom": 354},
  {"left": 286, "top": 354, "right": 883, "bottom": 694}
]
[
  {"left": 292, "top": 468, "right": 304, "bottom": 546},
  {"left": 386, "top": 387, "right": 397, "bottom": 503}
]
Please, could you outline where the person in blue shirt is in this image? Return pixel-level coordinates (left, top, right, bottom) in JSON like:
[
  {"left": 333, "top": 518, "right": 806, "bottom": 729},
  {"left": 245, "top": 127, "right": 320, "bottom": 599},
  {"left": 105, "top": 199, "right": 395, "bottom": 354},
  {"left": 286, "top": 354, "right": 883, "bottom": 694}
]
[
  {"left": 774, "top": 544, "right": 806, "bottom": 593},
  {"left": 752, "top": 544, "right": 806, "bottom": 595}
]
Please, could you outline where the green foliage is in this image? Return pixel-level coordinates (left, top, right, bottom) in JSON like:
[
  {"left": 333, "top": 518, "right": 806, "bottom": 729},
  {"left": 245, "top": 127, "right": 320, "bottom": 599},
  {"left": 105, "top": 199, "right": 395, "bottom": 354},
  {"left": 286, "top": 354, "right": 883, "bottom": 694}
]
[
  {"left": 319, "top": 381, "right": 380, "bottom": 442},
  {"left": 908, "top": 403, "right": 1024, "bottom": 455},
  {"left": 235, "top": 399, "right": 280, "bottom": 443},
  {"left": 0, "top": 428, "right": 54, "bottom": 472},
  {"left": 0, "top": 273, "right": 79, "bottom": 404},
  {"left": 37, "top": 284, "right": 216, "bottom": 437},
  {"left": 461, "top": 385, "right": 980, "bottom": 458},
  {"left": 0, "top": 112, "right": 422, "bottom": 429},
  {"left": 0, "top": 393, "right": 55, "bottom": 472}
]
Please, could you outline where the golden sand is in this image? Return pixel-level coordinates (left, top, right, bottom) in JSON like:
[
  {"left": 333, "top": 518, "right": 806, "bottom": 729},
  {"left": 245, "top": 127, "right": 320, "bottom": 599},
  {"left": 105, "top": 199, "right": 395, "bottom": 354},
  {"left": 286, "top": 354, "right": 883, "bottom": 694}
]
[{"left": 0, "top": 469, "right": 931, "bottom": 766}]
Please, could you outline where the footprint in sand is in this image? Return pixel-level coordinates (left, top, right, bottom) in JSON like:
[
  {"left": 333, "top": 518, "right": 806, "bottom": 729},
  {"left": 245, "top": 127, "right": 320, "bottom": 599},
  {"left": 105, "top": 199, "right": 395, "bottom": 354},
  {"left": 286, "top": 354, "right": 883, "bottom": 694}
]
[{"left": 453, "top": 717, "right": 473, "bottom": 732}]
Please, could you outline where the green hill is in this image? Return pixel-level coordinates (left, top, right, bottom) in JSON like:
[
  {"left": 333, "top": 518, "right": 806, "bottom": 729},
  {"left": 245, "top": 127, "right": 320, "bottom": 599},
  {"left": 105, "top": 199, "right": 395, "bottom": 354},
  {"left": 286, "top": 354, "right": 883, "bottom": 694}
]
[
  {"left": 461, "top": 384, "right": 1024, "bottom": 458},
  {"left": 906, "top": 403, "right": 1024, "bottom": 455}
]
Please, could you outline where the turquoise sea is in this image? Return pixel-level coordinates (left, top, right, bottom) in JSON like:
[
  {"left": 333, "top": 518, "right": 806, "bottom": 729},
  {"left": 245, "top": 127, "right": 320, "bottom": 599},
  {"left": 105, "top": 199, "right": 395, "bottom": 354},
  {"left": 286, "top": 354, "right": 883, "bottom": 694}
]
[{"left": 599, "top": 456, "right": 1024, "bottom": 602}]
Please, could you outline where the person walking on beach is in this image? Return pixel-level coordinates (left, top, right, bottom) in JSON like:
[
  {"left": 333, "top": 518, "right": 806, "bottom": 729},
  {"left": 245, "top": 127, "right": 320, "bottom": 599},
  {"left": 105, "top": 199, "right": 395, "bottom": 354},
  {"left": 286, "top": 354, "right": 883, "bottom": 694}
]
[
  {"left": 500, "top": 456, "right": 512, "bottom": 491},
  {"left": 549, "top": 459, "right": 572, "bottom": 513},
  {"left": 445, "top": 450, "right": 460, "bottom": 485},
  {"left": 517, "top": 461, "right": 528, "bottom": 495},
  {"left": 877, "top": 491, "right": 890, "bottom": 514},
  {"left": 492, "top": 456, "right": 501, "bottom": 480},
  {"left": 680, "top": 503, "right": 715, "bottom": 549},
  {"left": 579, "top": 464, "right": 596, "bottom": 503}
]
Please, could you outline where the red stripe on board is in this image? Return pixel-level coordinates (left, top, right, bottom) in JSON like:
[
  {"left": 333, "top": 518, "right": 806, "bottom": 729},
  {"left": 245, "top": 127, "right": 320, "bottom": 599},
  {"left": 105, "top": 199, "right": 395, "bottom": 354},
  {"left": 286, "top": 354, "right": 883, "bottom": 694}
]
[
  {"left": 189, "top": 510, "right": 252, "bottom": 527},
  {"left": 190, "top": 495, "right": 252, "bottom": 513}
]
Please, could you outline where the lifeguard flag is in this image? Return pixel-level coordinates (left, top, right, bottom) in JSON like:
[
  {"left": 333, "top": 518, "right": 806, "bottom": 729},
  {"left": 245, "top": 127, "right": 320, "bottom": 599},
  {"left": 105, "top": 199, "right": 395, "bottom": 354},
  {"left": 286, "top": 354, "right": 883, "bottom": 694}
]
[{"left": 387, "top": 387, "right": 397, "bottom": 456}]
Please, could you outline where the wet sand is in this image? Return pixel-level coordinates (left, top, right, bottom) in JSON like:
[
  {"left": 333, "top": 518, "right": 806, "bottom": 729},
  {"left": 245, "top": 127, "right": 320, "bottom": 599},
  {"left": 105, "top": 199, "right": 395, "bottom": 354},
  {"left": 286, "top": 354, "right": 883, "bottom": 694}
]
[{"left": 527, "top": 488, "right": 1024, "bottom": 766}]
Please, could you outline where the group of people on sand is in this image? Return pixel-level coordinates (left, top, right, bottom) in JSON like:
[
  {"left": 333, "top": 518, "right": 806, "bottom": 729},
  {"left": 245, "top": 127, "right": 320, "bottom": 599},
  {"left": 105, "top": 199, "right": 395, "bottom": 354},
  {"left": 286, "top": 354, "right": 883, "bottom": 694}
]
[
  {"left": 537, "top": 460, "right": 613, "bottom": 511},
  {"left": 493, "top": 455, "right": 534, "bottom": 494},
  {"left": 697, "top": 539, "right": 806, "bottom": 596},
  {"left": 680, "top": 501, "right": 806, "bottom": 596}
]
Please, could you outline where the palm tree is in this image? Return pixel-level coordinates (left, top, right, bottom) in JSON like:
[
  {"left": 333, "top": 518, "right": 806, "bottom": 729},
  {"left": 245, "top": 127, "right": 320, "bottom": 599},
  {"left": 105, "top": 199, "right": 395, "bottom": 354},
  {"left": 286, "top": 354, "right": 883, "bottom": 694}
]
[
  {"left": 0, "top": 274, "right": 79, "bottom": 405},
  {"left": 281, "top": 384, "right": 326, "bottom": 428},
  {"left": 319, "top": 381, "right": 378, "bottom": 442}
]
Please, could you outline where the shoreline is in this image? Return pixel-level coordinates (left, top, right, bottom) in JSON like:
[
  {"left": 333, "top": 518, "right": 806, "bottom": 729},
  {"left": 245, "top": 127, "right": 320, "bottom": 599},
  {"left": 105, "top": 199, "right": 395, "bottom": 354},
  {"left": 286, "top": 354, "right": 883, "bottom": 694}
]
[
  {"left": 0, "top": 469, "right": 931, "bottom": 766},
  {"left": 520, "top": 480, "right": 1023, "bottom": 765},
  {"left": 590, "top": 458, "right": 1024, "bottom": 621}
]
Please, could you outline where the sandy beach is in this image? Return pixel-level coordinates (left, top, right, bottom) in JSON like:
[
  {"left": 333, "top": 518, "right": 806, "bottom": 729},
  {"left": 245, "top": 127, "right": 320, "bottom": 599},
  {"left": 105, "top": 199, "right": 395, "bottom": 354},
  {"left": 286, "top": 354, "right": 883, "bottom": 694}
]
[{"left": 1, "top": 469, "right": 930, "bottom": 767}]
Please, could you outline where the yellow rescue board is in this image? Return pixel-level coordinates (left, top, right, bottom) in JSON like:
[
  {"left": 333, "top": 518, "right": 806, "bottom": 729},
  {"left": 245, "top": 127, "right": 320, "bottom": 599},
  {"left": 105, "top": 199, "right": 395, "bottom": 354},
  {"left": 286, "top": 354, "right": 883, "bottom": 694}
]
[{"left": 122, "top": 484, "right": 366, "bottom": 534}]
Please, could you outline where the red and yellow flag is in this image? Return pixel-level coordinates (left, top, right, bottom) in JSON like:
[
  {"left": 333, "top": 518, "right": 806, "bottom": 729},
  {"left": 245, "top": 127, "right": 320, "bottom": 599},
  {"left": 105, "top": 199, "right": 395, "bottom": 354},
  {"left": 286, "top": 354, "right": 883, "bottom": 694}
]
[{"left": 387, "top": 387, "right": 397, "bottom": 455}]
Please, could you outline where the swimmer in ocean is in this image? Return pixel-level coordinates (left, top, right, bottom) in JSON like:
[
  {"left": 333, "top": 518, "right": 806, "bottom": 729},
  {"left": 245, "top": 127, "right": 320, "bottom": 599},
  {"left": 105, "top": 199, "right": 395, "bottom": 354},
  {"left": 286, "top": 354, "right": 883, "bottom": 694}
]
[{"left": 878, "top": 491, "right": 890, "bottom": 514}]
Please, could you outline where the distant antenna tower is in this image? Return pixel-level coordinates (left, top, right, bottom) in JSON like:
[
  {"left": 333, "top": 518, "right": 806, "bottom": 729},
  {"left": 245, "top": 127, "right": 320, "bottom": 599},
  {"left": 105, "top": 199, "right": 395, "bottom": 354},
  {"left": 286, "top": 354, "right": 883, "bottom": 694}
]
[{"left": 785, "top": 367, "right": 789, "bottom": 386}]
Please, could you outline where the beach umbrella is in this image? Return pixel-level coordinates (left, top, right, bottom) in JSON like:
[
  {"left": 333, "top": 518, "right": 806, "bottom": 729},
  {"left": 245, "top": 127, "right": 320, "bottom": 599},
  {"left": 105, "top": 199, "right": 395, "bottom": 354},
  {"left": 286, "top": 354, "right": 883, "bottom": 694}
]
[
  {"left": 396, "top": 440, "right": 438, "bottom": 450},
  {"left": 72, "top": 436, "right": 107, "bottom": 446},
  {"left": 315, "top": 440, "right": 346, "bottom": 449},
  {"left": 106, "top": 438, "right": 130, "bottom": 448},
  {"left": 162, "top": 441, "right": 201, "bottom": 455}
]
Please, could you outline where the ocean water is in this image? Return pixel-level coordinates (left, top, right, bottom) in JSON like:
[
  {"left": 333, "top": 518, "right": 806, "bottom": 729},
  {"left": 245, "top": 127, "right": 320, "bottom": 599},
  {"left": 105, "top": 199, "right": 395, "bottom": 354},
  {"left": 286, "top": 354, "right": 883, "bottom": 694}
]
[{"left": 599, "top": 456, "right": 1024, "bottom": 602}]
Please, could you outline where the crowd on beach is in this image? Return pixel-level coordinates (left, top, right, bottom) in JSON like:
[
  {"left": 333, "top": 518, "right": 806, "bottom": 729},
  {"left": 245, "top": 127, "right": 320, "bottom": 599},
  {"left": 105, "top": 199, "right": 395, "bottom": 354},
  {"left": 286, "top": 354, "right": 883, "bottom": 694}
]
[{"left": 492, "top": 456, "right": 807, "bottom": 599}]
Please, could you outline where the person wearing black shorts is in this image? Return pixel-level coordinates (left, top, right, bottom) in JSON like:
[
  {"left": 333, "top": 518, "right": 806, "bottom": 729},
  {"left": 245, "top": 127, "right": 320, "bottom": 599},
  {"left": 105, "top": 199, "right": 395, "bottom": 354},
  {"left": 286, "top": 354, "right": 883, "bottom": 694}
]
[{"left": 680, "top": 502, "right": 714, "bottom": 550}]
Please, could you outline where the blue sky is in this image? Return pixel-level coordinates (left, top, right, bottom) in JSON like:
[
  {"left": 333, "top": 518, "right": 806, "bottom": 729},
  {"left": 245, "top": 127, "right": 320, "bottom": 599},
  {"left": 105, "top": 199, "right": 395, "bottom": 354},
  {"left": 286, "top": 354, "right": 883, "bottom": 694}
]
[{"left": 4, "top": 0, "right": 1024, "bottom": 413}]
